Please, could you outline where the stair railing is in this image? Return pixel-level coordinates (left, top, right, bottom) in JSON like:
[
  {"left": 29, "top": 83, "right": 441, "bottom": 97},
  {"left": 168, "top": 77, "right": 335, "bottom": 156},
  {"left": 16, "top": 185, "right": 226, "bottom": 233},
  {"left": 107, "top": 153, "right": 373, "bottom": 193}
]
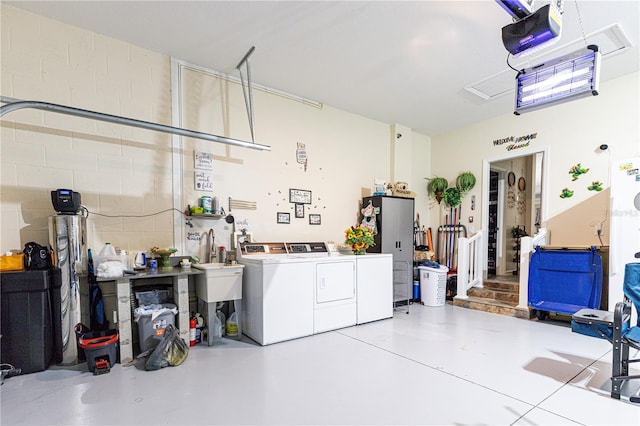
[
  {"left": 455, "top": 230, "right": 483, "bottom": 300},
  {"left": 516, "top": 228, "right": 549, "bottom": 309}
]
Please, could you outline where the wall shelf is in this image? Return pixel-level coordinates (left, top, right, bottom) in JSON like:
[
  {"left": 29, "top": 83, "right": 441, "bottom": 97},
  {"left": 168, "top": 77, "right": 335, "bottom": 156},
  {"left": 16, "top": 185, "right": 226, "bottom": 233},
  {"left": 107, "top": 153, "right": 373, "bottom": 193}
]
[{"left": 189, "top": 213, "right": 226, "bottom": 219}]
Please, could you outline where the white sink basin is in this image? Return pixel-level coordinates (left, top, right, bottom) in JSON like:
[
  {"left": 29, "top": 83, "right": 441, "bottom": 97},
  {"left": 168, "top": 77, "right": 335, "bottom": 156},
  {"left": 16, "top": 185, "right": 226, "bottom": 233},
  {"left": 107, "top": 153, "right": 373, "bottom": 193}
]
[
  {"left": 194, "top": 263, "right": 244, "bottom": 302},
  {"left": 193, "top": 262, "right": 244, "bottom": 270}
]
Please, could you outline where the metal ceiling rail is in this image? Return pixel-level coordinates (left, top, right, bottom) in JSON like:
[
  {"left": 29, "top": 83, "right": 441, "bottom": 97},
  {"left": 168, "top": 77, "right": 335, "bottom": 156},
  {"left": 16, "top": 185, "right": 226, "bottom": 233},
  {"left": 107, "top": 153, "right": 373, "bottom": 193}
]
[
  {"left": 236, "top": 46, "right": 256, "bottom": 143},
  {"left": 0, "top": 96, "right": 272, "bottom": 151}
]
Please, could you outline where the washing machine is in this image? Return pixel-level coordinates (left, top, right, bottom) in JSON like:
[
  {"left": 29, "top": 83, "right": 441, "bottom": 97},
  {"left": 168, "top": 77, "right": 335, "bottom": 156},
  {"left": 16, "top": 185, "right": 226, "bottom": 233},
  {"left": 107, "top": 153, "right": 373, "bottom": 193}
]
[{"left": 239, "top": 242, "right": 356, "bottom": 345}]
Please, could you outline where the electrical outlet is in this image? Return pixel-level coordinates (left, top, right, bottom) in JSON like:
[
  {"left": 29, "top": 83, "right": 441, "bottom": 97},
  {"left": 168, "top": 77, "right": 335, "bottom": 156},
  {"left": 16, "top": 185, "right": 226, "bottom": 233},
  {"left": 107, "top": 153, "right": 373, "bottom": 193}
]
[{"left": 594, "top": 223, "right": 603, "bottom": 236}]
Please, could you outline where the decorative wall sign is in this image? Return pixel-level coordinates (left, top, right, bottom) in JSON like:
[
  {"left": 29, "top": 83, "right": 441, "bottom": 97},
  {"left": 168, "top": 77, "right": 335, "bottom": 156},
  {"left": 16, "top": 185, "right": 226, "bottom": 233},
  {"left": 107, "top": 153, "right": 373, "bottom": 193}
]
[
  {"left": 277, "top": 212, "right": 290, "bottom": 224},
  {"left": 296, "top": 142, "right": 308, "bottom": 172},
  {"left": 194, "top": 171, "right": 214, "bottom": 191},
  {"left": 289, "top": 188, "right": 312, "bottom": 204},
  {"left": 295, "top": 203, "right": 304, "bottom": 218},
  {"left": 309, "top": 214, "right": 321, "bottom": 225},
  {"left": 194, "top": 151, "right": 214, "bottom": 170},
  {"left": 492, "top": 133, "right": 538, "bottom": 151}
]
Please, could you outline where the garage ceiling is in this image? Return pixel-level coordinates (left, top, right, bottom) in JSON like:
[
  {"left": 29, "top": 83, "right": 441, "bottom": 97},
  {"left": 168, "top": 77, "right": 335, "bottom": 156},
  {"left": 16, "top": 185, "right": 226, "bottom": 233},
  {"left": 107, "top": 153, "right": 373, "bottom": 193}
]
[{"left": 4, "top": 1, "right": 639, "bottom": 136}]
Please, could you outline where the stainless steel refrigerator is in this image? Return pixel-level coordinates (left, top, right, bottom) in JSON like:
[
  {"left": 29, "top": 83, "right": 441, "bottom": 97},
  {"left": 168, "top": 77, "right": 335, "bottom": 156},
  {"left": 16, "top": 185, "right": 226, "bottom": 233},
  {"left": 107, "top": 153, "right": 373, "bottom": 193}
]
[{"left": 48, "top": 214, "right": 87, "bottom": 365}]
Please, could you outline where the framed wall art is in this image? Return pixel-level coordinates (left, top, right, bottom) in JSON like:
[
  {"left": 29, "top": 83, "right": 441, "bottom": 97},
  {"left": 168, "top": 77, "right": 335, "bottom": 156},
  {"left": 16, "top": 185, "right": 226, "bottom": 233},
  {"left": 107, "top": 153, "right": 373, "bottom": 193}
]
[
  {"left": 295, "top": 203, "right": 305, "bottom": 218},
  {"left": 289, "top": 188, "right": 312, "bottom": 204},
  {"left": 309, "top": 214, "right": 321, "bottom": 225},
  {"left": 277, "top": 212, "right": 290, "bottom": 224}
]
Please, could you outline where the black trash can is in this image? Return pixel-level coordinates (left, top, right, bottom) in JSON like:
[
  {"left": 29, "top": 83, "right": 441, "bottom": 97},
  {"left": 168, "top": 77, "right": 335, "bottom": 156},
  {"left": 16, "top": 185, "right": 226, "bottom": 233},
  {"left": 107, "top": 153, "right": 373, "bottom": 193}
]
[{"left": 0, "top": 270, "right": 55, "bottom": 374}]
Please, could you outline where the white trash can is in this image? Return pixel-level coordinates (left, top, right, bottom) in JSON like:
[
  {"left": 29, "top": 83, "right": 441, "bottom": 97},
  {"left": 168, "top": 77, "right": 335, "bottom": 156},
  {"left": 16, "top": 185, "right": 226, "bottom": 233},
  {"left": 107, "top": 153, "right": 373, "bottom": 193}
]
[{"left": 418, "top": 265, "right": 449, "bottom": 306}]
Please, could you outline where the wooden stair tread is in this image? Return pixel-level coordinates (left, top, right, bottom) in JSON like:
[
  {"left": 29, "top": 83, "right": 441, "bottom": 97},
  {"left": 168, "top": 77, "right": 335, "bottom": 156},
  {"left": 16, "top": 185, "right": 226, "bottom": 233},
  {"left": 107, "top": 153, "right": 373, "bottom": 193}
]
[{"left": 453, "top": 296, "right": 531, "bottom": 319}]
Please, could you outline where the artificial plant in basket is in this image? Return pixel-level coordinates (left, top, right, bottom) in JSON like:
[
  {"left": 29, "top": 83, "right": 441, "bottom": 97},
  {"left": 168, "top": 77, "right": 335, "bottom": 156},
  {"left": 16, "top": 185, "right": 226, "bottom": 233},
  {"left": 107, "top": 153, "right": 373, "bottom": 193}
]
[{"left": 427, "top": 177, "right": 449, "bottom": 203}]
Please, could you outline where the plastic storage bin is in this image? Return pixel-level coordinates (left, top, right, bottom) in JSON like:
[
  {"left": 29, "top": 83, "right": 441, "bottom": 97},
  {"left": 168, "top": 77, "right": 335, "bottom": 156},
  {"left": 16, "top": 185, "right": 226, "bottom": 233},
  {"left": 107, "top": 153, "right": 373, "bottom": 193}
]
[
  {"left": 0, "top": 253, "right": 25, "bottom": 271},
  {"left": 528, "top": 245, "right": 603, "bottom": 318},
  {"left": 135, "top": 289, "right": 169, "bottom": 306},
  {"left": 419, "top": 265, "right": 449, "bottom": 306},
  {"left": 134, "top": 303, "right": 178, "bottom": 352}
]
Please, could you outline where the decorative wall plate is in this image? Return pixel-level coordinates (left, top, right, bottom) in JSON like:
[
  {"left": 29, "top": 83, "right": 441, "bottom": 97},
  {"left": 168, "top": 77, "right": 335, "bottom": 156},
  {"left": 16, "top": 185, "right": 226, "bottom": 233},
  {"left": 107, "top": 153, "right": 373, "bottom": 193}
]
[
  {"left": 518, "top": 177, "right": 526, "bottom": 191},
  {"left": 508, "top": 171, "right": 516, "bottom": 187}
]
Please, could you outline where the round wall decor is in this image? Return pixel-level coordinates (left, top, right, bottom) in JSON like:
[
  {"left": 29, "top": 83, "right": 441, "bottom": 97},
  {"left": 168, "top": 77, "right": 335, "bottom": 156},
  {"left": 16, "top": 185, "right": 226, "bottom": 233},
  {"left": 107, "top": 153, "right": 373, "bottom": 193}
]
[
  {"left": 508, "top": 172, "right": 516, "bottom": 187},
  {"left": 518, "top": 177, "right": 526, "bottom": 191}
]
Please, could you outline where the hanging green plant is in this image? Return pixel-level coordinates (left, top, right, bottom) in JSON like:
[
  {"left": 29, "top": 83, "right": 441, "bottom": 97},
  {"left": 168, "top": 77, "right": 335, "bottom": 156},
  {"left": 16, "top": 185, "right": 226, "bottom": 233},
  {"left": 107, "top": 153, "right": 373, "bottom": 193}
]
[
  {"left": 442, "top": 187, "right": 462, "bottom": 208},
  {"left": 427, "top": 177, "right": 449, "bottom": 203},
  {"left": 455, "top": 171, "right": 476, "bottom": 195}
]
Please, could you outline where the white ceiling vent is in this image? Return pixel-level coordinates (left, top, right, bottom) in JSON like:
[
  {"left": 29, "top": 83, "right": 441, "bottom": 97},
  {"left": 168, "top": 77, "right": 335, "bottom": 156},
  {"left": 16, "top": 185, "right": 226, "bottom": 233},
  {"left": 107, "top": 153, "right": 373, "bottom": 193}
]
[{"left": 465, "top": 23, "right": 633, "bottom": 101}]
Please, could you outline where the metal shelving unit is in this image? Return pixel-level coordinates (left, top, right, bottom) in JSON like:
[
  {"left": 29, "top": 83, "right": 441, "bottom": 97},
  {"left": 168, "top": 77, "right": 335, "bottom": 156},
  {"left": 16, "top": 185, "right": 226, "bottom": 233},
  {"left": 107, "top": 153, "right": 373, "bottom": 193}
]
[{"left": 393, "top": 260, "right": 411, "bottom": 314}]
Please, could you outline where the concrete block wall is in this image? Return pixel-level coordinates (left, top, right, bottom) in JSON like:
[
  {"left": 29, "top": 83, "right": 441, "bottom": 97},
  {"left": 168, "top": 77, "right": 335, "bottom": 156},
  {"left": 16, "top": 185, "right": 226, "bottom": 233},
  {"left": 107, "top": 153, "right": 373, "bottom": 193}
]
[{"left": 1, "top": 5, "right": 174, "bottom": 254}]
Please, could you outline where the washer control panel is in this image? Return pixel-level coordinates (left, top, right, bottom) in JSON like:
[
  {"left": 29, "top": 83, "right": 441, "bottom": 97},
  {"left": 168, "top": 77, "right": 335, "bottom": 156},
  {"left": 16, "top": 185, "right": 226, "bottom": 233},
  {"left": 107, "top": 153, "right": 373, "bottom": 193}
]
[
  {"left": 286, "top": 242, "right": 328, "bottom": 254},
  {"left": 240, "top": 242, "right": 288, "bottom": 256}
]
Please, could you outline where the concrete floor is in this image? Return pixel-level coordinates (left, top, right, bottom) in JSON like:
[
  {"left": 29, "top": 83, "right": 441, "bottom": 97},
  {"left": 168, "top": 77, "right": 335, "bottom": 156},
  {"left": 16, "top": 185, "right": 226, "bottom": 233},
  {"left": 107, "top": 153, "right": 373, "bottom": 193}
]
[{"left": 1, "top": 303, "right": 639, "bottom": 425}]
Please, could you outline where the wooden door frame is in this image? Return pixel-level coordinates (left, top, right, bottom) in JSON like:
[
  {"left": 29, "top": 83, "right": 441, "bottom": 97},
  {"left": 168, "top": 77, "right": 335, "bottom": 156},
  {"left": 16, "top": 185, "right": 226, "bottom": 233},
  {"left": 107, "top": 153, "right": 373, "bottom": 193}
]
[{"left": 482, "top": 147, "right": 549, "bottom": 278}]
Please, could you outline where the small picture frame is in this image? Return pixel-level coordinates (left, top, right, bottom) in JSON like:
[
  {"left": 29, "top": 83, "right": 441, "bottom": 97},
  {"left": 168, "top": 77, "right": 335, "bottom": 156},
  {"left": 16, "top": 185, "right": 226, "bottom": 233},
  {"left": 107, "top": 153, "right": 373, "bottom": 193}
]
[
  {"left": 289, "top": 188, "right": 312, "bottom": 204},
  {"left": 309, "top": 214, "right": 321, "bottom": 225},
  {"left": 277, "top": 212, "right": 290, "bottom": 224},
  {"left": 295, "top": 203, "right": 305, "bottom": 218}
]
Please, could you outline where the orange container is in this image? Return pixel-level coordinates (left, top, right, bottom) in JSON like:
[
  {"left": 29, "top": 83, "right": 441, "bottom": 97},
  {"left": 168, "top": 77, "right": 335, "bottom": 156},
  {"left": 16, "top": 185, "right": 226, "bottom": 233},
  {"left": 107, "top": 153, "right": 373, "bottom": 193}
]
[{"left": 0, "top": 254, "right": 25, "bottom": 272}]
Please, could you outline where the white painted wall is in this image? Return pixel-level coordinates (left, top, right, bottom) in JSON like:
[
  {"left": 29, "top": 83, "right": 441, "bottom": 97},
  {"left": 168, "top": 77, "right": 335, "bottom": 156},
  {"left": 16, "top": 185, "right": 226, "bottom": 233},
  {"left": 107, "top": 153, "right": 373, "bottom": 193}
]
[
  {"left": 3, "top": 5, "right": 636, "bottom": 263},
  {"left": 429, "top": 72, "right": 640, "bottom": 241},
  {"left": 0, "top": 5, "right": 431, "bottom": 257}
]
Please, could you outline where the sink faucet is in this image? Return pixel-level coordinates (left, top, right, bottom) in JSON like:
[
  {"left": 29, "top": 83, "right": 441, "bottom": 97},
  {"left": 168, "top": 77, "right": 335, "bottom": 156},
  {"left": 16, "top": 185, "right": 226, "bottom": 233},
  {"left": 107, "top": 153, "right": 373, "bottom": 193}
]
[{"left": 207, "top": 228, "right": 215, "bottom": 263}]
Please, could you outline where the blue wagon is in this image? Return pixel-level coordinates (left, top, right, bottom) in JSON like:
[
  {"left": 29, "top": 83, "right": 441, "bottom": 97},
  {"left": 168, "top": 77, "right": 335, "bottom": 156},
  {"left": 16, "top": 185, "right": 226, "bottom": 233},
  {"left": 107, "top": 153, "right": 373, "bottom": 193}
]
[{"left": 528, "top": 245, "right": 603, "bottom": 320}]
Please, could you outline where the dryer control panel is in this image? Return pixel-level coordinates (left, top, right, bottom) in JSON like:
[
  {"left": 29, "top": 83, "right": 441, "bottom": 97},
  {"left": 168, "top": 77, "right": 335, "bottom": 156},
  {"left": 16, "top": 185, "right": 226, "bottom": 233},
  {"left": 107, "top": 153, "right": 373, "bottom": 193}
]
[{"left": 286, "top": 242, "right": 328, "bottom": 254}]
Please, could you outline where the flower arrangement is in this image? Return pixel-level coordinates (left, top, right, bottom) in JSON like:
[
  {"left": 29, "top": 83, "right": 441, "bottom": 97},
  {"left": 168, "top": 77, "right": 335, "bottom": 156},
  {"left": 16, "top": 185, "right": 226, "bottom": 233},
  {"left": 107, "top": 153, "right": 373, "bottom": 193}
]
[{"left": 344, "top": 226, "right": 375, "bottom": 254}]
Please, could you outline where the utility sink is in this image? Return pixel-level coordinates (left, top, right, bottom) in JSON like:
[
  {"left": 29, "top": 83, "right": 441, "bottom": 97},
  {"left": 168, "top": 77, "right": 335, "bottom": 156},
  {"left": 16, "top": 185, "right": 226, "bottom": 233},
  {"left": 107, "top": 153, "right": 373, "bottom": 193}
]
[
  {"left": 194, "top": 263, "right": 244, "bottom": 302},
  {"left": 193, "top": 262, "right": 229, "bottom": 270}
]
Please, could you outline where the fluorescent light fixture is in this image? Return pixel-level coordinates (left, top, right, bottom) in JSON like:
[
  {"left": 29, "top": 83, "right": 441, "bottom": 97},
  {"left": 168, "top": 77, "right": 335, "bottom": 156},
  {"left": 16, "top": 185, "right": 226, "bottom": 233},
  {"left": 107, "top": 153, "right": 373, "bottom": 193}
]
[
  {"left": 515, "top": 45, "right": 601, "bottom": 115},
  {"left": 465, "top": 23, "right": 631, "bottom": 101}
]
